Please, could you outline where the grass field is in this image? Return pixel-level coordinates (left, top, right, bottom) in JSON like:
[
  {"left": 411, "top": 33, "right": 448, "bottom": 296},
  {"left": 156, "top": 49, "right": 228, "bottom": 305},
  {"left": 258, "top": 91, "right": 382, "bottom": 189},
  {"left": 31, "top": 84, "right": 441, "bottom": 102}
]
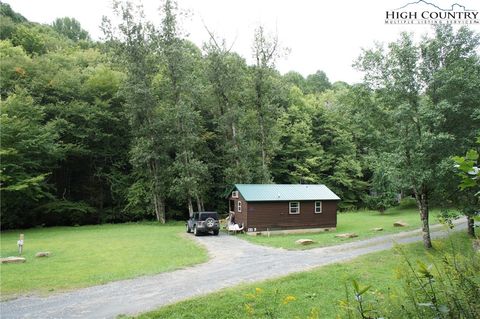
[
  {"left": 240, "top": 206, "right": 446, "bottom": 250},
  {"left": 135, "top": 232, "right": 476, "bottom": 319},
  {"left": 0, "top": 222, "right": 207, "bottom": 298}
]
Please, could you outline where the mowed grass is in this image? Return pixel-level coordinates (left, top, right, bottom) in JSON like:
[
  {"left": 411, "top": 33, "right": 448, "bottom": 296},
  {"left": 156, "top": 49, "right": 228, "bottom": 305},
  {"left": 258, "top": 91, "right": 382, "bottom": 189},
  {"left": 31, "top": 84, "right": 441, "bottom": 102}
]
[
  {"left": 135, "top": 232, "right": 475, "bottom": 319},
  {"left": 0, "top": 222, "right": 207, "bottom": 298},
  {"left": 240, "top": 206, "right": 446, "bottom": 250}
]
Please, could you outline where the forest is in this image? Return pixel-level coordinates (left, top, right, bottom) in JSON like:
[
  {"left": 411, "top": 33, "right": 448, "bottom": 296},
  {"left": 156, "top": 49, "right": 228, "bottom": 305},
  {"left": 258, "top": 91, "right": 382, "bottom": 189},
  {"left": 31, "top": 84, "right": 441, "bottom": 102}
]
[{"left": 1, "top": 1, "right": 479, "bottom": 233}]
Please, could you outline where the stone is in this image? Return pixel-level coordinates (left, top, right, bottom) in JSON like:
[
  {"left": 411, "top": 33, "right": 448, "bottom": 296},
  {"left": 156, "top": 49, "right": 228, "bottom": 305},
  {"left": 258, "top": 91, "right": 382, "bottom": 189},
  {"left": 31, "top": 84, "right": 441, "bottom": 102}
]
[
  {"left": 335, "top": 233, "right": 358, "bottom": 239},
  {"left": 372, "top": 227, "right": 383, "bottom": 231},
  {"left": 1, "top": 257, "right": 26, "bottom": 264},
  {"left": 35, "top": 252, "right": 51, "bottom": 257},
  {"left": 295, "top": 239, "right": 315, "bottom": 245},
  {"left": 393, "top": 221, "right": 409, "bottom": 227}
]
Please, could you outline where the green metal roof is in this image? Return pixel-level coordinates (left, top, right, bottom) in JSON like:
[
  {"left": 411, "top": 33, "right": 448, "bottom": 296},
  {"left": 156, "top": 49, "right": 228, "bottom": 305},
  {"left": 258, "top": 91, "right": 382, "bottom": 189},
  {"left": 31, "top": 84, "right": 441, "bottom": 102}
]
[{"left": 234, "top": 184, "right": 340, "bottom": 201}]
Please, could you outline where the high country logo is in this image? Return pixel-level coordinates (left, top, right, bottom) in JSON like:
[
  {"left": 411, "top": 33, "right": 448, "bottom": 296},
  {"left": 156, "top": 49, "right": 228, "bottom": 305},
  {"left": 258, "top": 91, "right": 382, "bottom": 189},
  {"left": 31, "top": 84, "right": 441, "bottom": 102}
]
[{"left": 385, "top": 0, "right": 479, "bottom": 24}]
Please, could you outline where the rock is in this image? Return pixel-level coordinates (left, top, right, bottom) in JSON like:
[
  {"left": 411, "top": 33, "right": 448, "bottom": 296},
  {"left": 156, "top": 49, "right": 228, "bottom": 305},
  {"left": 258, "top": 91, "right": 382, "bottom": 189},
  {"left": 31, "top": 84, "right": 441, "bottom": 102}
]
[
  {"left": 1, "top": 257, "right": 26, "bottom": 264},
  {"left": 295, "top": 239, "right": 315, "bottom": 245},
  {"left": 35, "top": 252, "right": 51, "bottom": 257},
  {"left": 394, "top": 221, "right": 409, "bottom": 227},
  {"left": 372, "top": 227, "right": 383, "bottom": 231},
  {"left": 335, "top": 233, "right": 358, "bottom": 239}
]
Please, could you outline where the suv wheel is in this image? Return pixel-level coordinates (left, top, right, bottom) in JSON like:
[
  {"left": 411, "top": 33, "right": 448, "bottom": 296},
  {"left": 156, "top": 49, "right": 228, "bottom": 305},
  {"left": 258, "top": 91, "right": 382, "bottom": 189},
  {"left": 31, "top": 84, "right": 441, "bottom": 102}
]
[
  {"left": 205, "top": 217, "right": 215, "bottom": 228},
  {"left": 193, "top": 225, "right": 200, "bottom": 236},
  {"left": 186, "top": 224, "right": 191, "bottom": 233},
  {"left": 213, "top": 229, "right": 219, "bottom": 236}
]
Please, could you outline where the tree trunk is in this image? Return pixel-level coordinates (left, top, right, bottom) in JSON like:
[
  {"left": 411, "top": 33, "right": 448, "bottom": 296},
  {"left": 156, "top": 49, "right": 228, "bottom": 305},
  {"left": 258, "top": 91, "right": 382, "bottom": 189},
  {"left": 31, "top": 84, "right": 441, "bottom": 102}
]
[
  {"left": 153, "top": 192, "right": 166, "bottom": 224},
  {"left": 188, "top": 197, "right": 194, "bottom": 217},
  {"left": 467, "top": 216, "right": 475, "bottom": 237},
  {"left": 195, "top": 194, "right": 202, "bottom": 212},
  {"left": 414, "top": 189, "right": 432, "bottom": 249},
  {"left": 149, "top": 159, "right": 165, "bottom": 224}
]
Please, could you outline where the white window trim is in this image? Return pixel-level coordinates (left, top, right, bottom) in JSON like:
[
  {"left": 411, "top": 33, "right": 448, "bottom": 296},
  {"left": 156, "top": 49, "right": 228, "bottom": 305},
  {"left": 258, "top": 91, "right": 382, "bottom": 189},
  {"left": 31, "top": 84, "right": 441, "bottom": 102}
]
[
  {"left": 289, "top": 201, "right": 300, "bottom": 214},
  {"left": 315, "top": 201, "right": 322, "bottom": 214},
  {"left": 237, "top": 201, "right": 242, "bottom": 213}
]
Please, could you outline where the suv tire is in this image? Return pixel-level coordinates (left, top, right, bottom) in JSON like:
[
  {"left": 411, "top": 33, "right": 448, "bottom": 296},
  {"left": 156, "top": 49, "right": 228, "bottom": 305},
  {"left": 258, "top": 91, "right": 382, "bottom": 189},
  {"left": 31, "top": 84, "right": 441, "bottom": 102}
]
[
  {"left": 186, "top": 224, "right": 191, "bottom": 233},
  {"left": 213, "top": 229, "right": 219, "bottom": 236},
  {"left": 193, "top": 225, "right": 200, "bottom": 236}
]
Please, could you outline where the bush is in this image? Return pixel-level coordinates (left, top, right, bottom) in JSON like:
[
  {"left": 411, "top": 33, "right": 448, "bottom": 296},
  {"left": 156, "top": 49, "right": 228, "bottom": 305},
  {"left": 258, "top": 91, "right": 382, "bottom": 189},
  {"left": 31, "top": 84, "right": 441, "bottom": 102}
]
[
  {"left": 36, "top": 200, "right": 97, "bottom": 226},
  {"left": 398, "top": 196, "right": 417, "bottom": 210},
  {"left": 339, "top": 237, "right": 480, "bottom": 319}
]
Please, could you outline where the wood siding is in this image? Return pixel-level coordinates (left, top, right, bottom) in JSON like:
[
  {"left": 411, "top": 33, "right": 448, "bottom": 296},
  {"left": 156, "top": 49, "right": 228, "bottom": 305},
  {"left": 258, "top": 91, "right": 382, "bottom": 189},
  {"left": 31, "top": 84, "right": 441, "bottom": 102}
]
[
  {"left": 228, "top": 194, "right": 248, "bottom": 226},
  {"left": 245, "top": 200, "right": 337, "bottom": 231}
]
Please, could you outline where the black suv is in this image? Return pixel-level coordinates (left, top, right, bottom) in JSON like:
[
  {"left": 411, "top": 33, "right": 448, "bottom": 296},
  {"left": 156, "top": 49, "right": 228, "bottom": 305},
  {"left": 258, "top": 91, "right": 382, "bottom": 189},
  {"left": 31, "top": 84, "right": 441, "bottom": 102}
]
[{"left": 186, "top": 212, "right": 220, "bottom": 236}]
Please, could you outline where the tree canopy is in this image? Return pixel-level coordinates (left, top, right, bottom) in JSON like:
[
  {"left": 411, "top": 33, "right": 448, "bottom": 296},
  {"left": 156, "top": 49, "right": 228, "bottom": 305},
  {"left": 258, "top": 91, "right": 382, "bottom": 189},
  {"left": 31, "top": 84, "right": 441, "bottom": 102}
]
[{"left": 1, "top": 1, "right": 478, "bottom": 237}]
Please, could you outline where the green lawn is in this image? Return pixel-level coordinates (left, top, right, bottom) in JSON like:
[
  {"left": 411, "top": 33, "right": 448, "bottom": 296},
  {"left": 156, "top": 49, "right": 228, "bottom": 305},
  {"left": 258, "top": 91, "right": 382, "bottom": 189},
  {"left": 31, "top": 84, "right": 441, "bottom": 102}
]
[
  {"left": 0, "top": 222, "right": 208, "bottom": 298},
  {"left": 240, "top": 206, "right": 445, "bottom": 250},
  {"left": 135, "top": 232, "right": 476, "bottom": 319}
]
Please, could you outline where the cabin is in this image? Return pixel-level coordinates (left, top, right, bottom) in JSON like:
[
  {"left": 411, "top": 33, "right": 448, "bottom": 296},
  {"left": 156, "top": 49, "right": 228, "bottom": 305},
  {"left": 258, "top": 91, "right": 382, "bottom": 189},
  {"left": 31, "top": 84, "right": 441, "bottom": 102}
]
[{"left": 228, "top": 184, "right": 340, "bottom": 234}]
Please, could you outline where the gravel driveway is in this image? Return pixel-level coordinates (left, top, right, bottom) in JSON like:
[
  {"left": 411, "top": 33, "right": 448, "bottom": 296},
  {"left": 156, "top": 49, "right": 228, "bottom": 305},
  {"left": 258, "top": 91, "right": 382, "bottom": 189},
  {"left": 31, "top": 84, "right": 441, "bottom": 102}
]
[{"left": 0, "top": 220, "right": 466, "bottom": 319}]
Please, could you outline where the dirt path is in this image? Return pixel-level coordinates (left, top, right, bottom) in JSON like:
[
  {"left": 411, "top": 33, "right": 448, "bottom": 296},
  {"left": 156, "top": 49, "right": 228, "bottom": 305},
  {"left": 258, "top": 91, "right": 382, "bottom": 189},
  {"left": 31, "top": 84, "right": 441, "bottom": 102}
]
[{"left": 0, "top": 220, "right": 467, "bottom": 319}]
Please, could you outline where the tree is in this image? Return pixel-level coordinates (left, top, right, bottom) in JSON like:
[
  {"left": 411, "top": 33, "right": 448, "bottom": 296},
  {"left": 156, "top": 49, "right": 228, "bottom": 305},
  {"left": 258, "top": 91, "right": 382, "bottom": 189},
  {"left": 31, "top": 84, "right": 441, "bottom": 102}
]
[
  {"left": 0, "top": 93, "right": 61, "bottom": 228},
  {"left": 52, "top": 17, "right": 90, "bottom": 42},
  {"left": 157, "top": 0, "right": 210, "bottom": 216},
  {"left": 203, "top": 30, "right": 256, "bottom": 193},
  {"left": 453, "top": 136, "right": 480, "bottom": 237},
  {"left": 272, "top": 87, "right": 366, "bottom": 209},
  {"left": 356, "top": 26, "right": 480, "bottom": 248},
  {"left": 365, "top": 161, "right": 398, "bottom": 214},
  {"left": 102, "top": 0, "right": 168, "bottom": 222},
  {"left": 251, "top": 25, "right": 284, "bottom": 182},
  {"left": 283, "top": 71, "right": 306, "bottom": 92},
  {"left": 305, "top": 70, "right": 331, "bottom": 94}
]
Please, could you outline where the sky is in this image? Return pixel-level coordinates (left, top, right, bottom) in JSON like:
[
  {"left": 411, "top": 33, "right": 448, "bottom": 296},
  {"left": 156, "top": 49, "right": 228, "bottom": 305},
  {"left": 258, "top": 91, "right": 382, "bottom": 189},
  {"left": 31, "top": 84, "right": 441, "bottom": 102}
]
[{"left": 4, "top": 0, "right": 480, "bottom": 84}]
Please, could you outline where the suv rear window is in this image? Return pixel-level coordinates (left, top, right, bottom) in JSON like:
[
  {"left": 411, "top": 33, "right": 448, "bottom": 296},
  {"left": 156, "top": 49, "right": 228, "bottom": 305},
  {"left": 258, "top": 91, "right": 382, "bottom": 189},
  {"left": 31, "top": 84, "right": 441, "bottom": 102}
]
[{"left": 199, "top": 213, "right": 218, "bottom": 221}]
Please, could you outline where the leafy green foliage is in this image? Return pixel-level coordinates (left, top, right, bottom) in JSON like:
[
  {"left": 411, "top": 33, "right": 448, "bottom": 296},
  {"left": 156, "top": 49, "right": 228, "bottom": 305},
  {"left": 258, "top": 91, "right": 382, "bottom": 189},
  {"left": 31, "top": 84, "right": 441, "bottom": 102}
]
[
  {"left": 305, "top": 70, "right": 331, "bottom": 94},
  {"left": 355, "top": 25, "right": 480, "bottom": 248},
  {"left": 51, "top": 17, "right": 89, "bottom": 42},
  {"left": 0, "top": 93, "right": 60, "bottom": 228},
  {"left": 453, "top": 147, "right": 479, "bottom": 192},
  {"left": 452, "top": 136, "right": 480, "bottom": 236},
  {"left": 1, "top": 3, "right": 478, "bottom": 231},
  {"left": 340, "top": 238, "right": 480, "bottom": 318},
  {"left": 364, "top": 161, "right": 399, "bottom": 213}
]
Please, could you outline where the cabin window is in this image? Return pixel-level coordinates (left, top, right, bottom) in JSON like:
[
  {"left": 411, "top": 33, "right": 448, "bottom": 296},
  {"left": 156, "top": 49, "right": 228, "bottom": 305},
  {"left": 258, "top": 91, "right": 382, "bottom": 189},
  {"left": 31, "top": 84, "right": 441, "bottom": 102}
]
[
  {"left": 237, "top": 201, "right": 242, "bottom": 213},
  {"left": 289, "top": 202, "right": 300, "bottom": 214},
  {"left": 315, "top": 201, "right": 322, "bottom": 213}
]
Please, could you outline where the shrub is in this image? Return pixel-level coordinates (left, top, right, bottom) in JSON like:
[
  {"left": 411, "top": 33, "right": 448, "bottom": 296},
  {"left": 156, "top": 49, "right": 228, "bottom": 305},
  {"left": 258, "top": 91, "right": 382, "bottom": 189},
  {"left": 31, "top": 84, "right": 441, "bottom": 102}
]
[
  {"left": 339, "top": 237, "right": 480, "bottom": 319},
  {"left": 398, "top": 197, "right": 417, "bottom": 210}
]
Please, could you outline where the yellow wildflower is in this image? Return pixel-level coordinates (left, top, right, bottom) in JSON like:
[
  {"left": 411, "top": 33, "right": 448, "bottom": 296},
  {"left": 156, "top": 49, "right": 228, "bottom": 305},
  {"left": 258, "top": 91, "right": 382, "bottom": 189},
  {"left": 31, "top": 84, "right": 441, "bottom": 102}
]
[
  {"left": 282, "top": 295, "right": 296, "bottom": 305},
  {"left": 244, "top": 303, "right": 254, "bottom": 316},
  {"left": 244, "top": 293, "right": 256, "bottom": 299}
]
